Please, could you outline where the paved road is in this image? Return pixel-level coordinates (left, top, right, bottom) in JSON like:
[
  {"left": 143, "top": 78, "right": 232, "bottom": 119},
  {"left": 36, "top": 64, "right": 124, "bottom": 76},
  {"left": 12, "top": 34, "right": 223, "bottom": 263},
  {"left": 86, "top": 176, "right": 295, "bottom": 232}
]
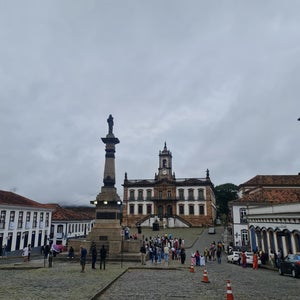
[
  {"left": 0, "top": 227, "right": 299, "bottom": 300},
  {"left": 96, "top": 227, "right": 300, "bottom": 300}
]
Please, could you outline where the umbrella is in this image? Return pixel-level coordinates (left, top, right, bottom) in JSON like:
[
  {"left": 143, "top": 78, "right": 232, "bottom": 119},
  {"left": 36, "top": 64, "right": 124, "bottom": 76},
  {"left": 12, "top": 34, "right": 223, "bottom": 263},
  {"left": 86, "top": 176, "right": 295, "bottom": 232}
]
[{"left": 51, "top": 244, "right": 61, "bottom": 253}]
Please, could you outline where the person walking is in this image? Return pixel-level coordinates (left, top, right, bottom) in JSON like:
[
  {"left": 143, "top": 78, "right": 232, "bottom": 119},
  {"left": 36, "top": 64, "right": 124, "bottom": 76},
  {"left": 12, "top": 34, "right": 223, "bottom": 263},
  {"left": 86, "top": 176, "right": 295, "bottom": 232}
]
[
  {"left": 80, "top": 245, "right": 87, "bottom": 273},
  {"left": 216, "top": 248, "right": 222, "bottom": 264},
  {"left": 100, "top": 245, "right": 107, "bottom": 270},
  {"left": 140, "top": 242, "right": 146, "bottom": 265},
  {"left": 22, "top": 245, "right": 29, "bottom": 262},
  {"left": 164, "top": 244, "right": 170, "bottom": 266},
  {"left": 140, "top": 242, "right": 147, "bottom": 265},
  {"left": 180, "top": 248, "right": 186, "bottom": 265},
  {"left": 241, "top": 251, "right": 247, "bottom": 268},
  {"left": 216, "top": 242, "right": 222, "bottom": 264},
  {"left": 204, "top": 248, "right": 209, "bottom": 263},
  {"left": 195, "top": 250, "right": 200, "bottom": 266},
  {"left": 90, "top": 243, "right": 97, "bottom": 269},
  {"left": 253, "top": 251, "right": 259, "bottom": 270},
  {"left": 269, "top": 250, "right": 275, "bottom": 268},
  {"left": 27, "top": 244, "right": 31, "bottom": 261},
  {"left": 44, "top": 244, "right": 50, "bottom": 259},
  {"left": 277, "top": 249, "right": 282, "bottom": 267}
]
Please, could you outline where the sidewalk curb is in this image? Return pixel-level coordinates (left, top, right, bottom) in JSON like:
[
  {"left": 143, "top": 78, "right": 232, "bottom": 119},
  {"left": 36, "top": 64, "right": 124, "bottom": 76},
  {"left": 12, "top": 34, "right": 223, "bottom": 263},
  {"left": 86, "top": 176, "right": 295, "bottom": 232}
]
[{"left": 89, "top": 268, "right": 128, "bottom": 300}]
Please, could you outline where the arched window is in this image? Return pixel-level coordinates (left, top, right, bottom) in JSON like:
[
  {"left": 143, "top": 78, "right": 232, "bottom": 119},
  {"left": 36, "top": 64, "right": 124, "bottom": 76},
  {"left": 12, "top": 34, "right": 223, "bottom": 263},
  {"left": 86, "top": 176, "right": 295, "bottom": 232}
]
[
  {"left": 178, "top": 189, "right": 184, "bottom": 200},
  {"left": 197, "top": 189, "right": 204, "bottom": 200},
  {"left": 146, "top": 190, "right": 152, "bottom": 200},
  {"left": 179, "top": 205, "right": 184, "bottom": 215},
  {"left": 129, "top": 190, "right": 135, "bottom": 201},
  {"left": 57, "top": 225, "right": 63, "bottom": 233},
  {"left": 158, "top": 205, "right": 163, "bottom": 217},
  {"left": 162, "top": 159, "right": 167, "bottom": 168},
  {"left": 138, "top": 190, "right": 143, "bottom": 201},
  {"left": 240, "top": 208, "right": 247, "bottom": 223},
  {"left": 189, "top": 205, "right": 194, "bottom": 215},
  {"left": 199, "top": 205, "right": 204, "bottom": 215},
  {"left": 188, "top": 189, "right": 194, "bottom": 200},
  {"left": 167, "top": 205, "right": 172, "bottom": 216},
  {"left": 241, "top": 229, "right": 248, "bottom": 246}
]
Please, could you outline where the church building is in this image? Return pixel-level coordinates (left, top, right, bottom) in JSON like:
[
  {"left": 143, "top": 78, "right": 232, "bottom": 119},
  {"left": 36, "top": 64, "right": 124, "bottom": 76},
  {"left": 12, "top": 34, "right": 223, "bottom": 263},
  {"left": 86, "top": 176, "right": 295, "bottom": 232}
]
[{"left": 122, "top": 143, "right": 216, "bottom": 228}]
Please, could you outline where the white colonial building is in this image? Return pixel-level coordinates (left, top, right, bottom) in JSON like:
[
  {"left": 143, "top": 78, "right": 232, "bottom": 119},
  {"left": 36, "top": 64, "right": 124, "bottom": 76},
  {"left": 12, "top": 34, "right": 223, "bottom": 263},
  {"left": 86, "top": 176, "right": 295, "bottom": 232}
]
[
  {"left": 229, "top": 174, "right": 300, "bottom": 256},
  {"left": 0, "top": 191, "right": 53, "bottom": 254},
  {"left": 46, "top": 204, "right": 95, "bottom": 247}
]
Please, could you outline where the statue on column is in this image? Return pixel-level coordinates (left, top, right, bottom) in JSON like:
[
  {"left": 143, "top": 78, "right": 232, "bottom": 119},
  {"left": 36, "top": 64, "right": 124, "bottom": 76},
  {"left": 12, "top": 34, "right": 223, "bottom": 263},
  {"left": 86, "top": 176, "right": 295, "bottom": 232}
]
[{"left": 107, "top": 114, "right": 114, "bottom": 135}]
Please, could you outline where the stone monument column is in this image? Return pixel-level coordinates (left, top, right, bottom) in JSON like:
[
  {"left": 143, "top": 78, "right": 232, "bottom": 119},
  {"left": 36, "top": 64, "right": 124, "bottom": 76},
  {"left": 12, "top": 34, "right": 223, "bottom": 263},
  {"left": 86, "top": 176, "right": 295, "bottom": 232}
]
[{"left": 88, "top": 114, "right": 122, "bottom": 258}]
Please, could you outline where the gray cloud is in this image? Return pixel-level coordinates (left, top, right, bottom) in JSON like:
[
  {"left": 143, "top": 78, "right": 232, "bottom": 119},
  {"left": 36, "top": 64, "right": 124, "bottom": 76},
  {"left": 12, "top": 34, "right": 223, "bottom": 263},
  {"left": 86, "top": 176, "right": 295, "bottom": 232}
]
[{"left": 0, "top": 1, "right": 299, "bottom": 205}]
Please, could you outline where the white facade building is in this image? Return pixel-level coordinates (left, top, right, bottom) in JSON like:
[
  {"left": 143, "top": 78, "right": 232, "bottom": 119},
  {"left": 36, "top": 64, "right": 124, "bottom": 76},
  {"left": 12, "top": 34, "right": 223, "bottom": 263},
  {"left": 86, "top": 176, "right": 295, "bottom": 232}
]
[
  {"left": 231, "top": 203, "right": 250, "bottom": 247},
  {"left": 47, "top": 204, "right": 95, "bottom": 247},
  {"left": 0, "top": 191, "right": 52, "bottom": 254},
  {"left": 229, "top": 174, "right": 300, "bottom": 256}
]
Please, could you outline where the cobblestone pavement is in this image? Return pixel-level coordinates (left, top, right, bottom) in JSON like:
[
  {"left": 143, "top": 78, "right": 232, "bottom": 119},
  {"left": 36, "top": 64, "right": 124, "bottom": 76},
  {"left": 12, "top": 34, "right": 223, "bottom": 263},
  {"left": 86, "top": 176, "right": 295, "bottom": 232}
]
[
  {"left": 0, "top": 260, "right": 129, "bottom": 300},
  {"left": 0, "top": 227, "right": 299, "bottom": 300},
  {"left": 96, "top": 262, "right": 300, "bottom": 300},
  {"left": 95, "top": 226, "right": 300, "bottom": 300}
]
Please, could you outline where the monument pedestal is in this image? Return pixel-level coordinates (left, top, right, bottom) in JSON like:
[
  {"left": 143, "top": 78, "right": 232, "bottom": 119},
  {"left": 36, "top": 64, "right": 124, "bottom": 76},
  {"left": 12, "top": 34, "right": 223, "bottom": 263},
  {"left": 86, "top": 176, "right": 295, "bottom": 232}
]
[{"left": 87, "top": 216, "right": 122, "bottom": 259}]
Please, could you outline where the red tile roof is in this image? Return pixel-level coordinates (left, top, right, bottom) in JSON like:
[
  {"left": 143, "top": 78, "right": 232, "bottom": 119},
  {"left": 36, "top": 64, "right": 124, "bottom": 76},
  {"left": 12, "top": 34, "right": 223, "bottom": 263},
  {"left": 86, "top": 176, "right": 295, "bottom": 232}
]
[
  {"left": 233, "top": 175, "right": 300, "bottom": 205},
  {"left": 240, "top": 175, "right": 300, "bottom": 187},
  {"left": 45, "top": 204, "right": 95, "bottom": 221},
  {"left": 232, "top": 188, "right": 300, "bottom": 205},
  {"left": 64, "top": 206, "right": 95, "bottom": 219},
  {"left": 0, "top": 190, "right": 51, "bottom": 209}
]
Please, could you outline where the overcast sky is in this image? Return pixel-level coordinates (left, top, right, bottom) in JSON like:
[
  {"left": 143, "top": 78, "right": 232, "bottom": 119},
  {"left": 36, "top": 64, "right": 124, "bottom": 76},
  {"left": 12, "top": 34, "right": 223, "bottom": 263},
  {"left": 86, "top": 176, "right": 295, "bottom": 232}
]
[{"left": 1, "top": 1, "right": 299, "bottom": 206}]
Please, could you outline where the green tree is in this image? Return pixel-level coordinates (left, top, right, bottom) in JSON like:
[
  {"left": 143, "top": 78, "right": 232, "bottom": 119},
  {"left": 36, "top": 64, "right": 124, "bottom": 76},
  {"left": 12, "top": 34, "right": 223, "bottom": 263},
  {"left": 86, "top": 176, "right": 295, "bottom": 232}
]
[{"left": 214, "top": 183, "right": 239, "bottom": 221}]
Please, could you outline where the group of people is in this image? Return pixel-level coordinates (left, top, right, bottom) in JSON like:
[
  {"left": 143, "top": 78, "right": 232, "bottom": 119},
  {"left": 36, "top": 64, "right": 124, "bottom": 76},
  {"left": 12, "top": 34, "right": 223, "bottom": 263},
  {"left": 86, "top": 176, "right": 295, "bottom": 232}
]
[
  {"left": 238, "top": 251, "right": 260, "bottom": 269},
  {"left": 190, "top": 240, "right": 224, "bottom": 266},
  {"left": 228, "top": 246, "right": 277, "bottom": 269},
  {"left": 269, "top": 248, "right": 283, "bottom": 268},
  {"left": 79, "top": 243, "right": 107, "bottom": 273},
  {"left": 139, "top": 234, "right": 228, "bottom": 268},
  {"left": 140, "top": 234, "right": 187, "bottom": 266}
]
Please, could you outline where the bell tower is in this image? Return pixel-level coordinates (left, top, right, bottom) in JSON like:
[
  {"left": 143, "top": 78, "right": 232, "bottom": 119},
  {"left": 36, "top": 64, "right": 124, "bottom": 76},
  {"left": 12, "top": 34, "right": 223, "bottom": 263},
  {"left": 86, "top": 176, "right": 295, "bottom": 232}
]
[{"left": 158, "top": 142, "right": 172, "bottom": 179}]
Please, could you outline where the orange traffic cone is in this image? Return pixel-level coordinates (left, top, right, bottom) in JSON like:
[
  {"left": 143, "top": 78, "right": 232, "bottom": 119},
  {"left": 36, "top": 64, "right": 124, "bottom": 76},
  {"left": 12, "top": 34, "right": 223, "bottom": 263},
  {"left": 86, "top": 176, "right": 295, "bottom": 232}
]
[
  {"left": 226, "top": 280, "right": 234, "bottom": 300},
  {"left": 189, "top": 263, "right": 195, "bottom": 273},
  {"left": 201, "top": 267, "right": 210, "bottom": 283}
]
